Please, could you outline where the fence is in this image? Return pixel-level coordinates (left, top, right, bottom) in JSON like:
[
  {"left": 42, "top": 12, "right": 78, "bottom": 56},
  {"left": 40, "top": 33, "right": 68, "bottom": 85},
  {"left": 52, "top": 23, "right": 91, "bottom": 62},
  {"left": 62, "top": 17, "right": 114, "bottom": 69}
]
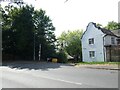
[{"left": 105, "top": 45, "right": 120, "bottom": 62}]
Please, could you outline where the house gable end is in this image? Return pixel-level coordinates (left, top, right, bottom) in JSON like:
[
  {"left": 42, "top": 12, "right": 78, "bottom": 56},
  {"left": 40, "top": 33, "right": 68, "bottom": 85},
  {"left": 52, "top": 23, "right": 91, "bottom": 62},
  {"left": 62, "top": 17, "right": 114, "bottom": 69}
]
[
  {"left": 81, "top": 22, "right": 105, "bottom": 62},
  {"left": 81, "top": 22, "right": 104, "bottom": 40}
]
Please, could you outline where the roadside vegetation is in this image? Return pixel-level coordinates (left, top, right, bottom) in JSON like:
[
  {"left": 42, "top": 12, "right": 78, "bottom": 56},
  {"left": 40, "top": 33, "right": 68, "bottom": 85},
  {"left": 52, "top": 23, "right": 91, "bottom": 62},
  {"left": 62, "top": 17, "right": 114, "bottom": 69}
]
[
  {"left": 1, "top": 1, "right": 120, "bottom": 63},
  {"left": 57, "top": 30, "right": 83, "bottom": 62},
  {"left": 1, "top": 2, "right": 57, "bottom": 61},
  {"left": 76, "top": 62, "right": 120, "bottom": 65}
]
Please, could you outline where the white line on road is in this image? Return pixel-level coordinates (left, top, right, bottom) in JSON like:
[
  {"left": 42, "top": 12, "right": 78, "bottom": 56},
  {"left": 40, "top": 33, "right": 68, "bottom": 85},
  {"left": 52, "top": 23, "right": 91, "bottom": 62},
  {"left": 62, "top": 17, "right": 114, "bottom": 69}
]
[{"left": 31, "top": 74, "right": 82, "bottom": 86}]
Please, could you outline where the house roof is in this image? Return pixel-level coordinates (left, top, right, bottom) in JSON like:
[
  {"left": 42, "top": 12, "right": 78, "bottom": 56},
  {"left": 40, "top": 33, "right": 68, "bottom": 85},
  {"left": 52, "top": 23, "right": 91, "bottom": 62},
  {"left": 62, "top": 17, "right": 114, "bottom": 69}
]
[
  {"left": 111, "top": 29, "right": 120, "bottom": 37},
  {"left": 92, "top": 22, "right": 117, "bottom": 36},
  {"left": 81, "top": 22, "right": 117, "bottom": 39}
]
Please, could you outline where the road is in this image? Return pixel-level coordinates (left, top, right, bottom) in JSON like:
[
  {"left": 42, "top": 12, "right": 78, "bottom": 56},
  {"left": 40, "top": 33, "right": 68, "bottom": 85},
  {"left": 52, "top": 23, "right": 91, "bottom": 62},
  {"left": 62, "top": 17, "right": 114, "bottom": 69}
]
[{"left": 0, "top": 62, "right": 119, "bottom": 88}]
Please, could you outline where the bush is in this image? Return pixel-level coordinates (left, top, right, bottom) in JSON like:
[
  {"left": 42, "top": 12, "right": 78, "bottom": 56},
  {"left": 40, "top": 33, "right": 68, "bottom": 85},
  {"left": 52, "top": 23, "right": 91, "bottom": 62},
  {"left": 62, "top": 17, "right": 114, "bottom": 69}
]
[{"left": 57, "top": 51, "right": 68, "bottom": 63}]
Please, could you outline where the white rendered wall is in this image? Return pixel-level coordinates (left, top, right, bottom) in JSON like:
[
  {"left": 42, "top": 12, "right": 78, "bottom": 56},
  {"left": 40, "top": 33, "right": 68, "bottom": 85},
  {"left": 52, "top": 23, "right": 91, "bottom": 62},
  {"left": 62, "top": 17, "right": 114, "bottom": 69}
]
[{"left": 81, "top": 23, "right": 105, "bottom": 62}]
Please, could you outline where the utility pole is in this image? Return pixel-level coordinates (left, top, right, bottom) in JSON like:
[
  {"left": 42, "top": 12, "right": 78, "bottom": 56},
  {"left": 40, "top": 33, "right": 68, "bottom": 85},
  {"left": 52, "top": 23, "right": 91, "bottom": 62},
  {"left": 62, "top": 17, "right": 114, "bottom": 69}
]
[
  {"left": 39, "top": 44, "right": 41, "bottom": 61},
  {"left": 33, "top": 31, "right": 35, "bottom": 61}
]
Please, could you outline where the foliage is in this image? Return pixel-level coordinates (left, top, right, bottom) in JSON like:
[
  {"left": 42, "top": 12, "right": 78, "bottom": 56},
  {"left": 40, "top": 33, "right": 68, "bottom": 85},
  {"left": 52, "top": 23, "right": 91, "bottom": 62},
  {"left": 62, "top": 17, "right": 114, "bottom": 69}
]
[
  {"left": 2, "top": 3, "right": 56, "bottom": 61},
  {"left": 77, "top": 62, "right": 120, "bottom": 65},
  {"left": 13, "top": 5, "right": 34, "bottom": 59},
  {"left": 104, "top": 21, "right": 120, "bottom": 30},
  {"left": 33, "top": 9, "right": 56, "bottom": 60},
  {"left": 2, "top": 4, "right": 35, "bottom": 60},
  {"left": 56, "top": 51, "right": 67, "bottom": 63},
  {"left": 96, "top": 23, "right": 103, "bottom": 27},
  {"left": 58, "top": 30, "right": 83, "bottom": 62}
]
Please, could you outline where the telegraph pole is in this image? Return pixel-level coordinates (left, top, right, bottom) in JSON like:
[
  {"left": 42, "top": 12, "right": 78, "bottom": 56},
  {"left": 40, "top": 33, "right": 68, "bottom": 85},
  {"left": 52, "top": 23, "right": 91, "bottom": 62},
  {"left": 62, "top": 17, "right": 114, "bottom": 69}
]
[
  {"left": 33, "top": 31, "right": 35, "bottom": 61},
  {"left": 39, "top": 44, "right": 41, "bottom": 61}
]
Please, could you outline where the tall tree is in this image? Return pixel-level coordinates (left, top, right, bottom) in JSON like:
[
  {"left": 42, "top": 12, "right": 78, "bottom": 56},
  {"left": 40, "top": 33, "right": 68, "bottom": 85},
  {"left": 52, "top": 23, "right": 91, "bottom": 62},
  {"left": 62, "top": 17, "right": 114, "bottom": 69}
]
[
  {"left": 104, "top": 21, "right": 120, "bottom": 30},
  {"left": 1, "top": 4, "right": 16, "bottom": 59},
  {"left": 2, "top": 4, "right": 35, "bottom": 60},
  {"left": 2, "top": 3, "right": 57, "bottom": 61},
  {"left": 58, "top": 30, "right": 83, "bottom": 62},
  {"left": 33, "top": 9, "right": 56, "bottom": 60},
  {"left": 12, "top": 5, "right": 34, "bottom": 59}
]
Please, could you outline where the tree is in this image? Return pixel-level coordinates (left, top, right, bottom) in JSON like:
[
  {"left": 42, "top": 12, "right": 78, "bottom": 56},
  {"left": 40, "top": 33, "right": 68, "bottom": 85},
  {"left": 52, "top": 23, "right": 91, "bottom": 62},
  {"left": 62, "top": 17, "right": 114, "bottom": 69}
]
[
  {"left": 2, "top": 3, "right": 57, "bottom": 61},
  {"left": 33, "top": 9, "right": 56, "bottom": 60},
  {"left": 104, "top": 21, "right": 120, "bottom": 30},
  {"left": 96, "top": 23, "right": 103, "bottom": 27},
  {"left": 1, "top": 4, "right": 17, "bottom": 60},
  {"left": 58, "top": 30, "right": 83, "bottom": 62},
  {"left": 2, "top": 4, "right": 35, "bottom": 60},
  {"left": 12, "top": 5, "right": 35, "bottom": 59}
]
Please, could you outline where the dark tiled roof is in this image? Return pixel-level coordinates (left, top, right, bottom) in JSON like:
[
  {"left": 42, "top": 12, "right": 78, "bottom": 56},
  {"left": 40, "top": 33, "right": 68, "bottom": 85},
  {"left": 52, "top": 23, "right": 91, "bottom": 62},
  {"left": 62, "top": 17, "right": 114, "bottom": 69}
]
[
  {"left": 101, "top": 28, "right": 116, "bottom": 36},
  {"left": 81, "top": 22, "right": 117, "bottom": 39},
  {"left": 92, "top": 22, "right": 117, "bottom": 36},
  {"left": 111, "top": 30, "right": 120, "bottom": 37}
]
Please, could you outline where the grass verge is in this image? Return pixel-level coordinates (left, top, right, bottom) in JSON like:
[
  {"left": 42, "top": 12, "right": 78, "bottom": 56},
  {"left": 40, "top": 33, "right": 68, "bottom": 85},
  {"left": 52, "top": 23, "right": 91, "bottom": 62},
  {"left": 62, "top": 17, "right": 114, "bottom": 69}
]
[{"left": 76, "top": 62, "right": 120, "bottom": 65}]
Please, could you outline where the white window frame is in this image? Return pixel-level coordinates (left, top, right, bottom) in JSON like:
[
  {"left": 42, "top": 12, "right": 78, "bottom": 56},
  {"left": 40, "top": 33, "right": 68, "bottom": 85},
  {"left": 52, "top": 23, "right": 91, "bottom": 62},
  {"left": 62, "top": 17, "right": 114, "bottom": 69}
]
[
  {"left": 89, "top": 51, "right": 95, "bottom": 58},
  {"left": 89, "top": 38, "right": 94, "bottom": 45}
]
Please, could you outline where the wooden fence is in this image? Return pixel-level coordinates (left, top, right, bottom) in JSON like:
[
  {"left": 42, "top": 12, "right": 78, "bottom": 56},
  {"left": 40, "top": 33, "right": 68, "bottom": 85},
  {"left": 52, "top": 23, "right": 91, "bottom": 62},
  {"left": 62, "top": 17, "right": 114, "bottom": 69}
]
[{"left": 105, "top": 45, "right": 120, "bottom": 62}]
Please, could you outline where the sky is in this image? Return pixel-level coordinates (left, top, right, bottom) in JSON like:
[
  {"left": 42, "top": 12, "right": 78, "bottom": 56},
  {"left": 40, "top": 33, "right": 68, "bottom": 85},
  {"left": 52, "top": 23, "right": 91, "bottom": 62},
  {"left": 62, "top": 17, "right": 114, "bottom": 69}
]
[{"left": 1, "top": 0, "right": 120, "bottom": 37}]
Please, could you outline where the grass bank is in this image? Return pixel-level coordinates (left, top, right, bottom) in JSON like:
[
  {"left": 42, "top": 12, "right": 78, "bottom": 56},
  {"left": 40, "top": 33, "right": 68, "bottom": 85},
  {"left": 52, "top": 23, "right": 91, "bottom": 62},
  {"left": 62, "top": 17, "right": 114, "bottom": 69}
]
[{"left": 76, "top": 62, "right": 120, "bottom": 65}]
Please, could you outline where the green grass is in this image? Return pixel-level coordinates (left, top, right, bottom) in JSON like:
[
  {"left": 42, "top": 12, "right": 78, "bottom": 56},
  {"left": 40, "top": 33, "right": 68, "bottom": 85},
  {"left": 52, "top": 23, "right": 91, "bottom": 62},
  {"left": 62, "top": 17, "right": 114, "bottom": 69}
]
[{"left": 76, "top": 62, "right": 120, "bottom": 65}]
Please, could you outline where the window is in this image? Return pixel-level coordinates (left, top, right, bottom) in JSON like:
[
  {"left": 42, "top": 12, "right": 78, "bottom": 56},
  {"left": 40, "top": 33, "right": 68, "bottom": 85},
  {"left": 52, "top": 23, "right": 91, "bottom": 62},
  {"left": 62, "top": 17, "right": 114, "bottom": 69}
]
[
  {"left": 117, "top": 38, "right": 120, "bottom": 45},
  {"left": 111, "top": 37, "right": 115, "bottom": 44},
  {"left": 89, "top": 38, "right": 94, "bottom": 44},
  {"left": 89, "top": 51, "right": 95, "bottom": 58}
]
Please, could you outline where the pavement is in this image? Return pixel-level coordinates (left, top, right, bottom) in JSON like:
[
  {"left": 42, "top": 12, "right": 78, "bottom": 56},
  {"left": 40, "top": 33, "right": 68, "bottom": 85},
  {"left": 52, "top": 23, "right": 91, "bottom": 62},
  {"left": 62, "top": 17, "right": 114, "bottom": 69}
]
[{"left": 74, "top": 64, "right": 120, "bottom": 70}]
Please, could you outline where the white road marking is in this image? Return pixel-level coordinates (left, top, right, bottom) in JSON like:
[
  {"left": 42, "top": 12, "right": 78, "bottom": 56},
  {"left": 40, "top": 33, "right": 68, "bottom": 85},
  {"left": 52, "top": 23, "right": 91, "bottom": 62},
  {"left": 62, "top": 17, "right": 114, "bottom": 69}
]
[{"left": 34, "top": 75, "right": 82, "bottom": 85}]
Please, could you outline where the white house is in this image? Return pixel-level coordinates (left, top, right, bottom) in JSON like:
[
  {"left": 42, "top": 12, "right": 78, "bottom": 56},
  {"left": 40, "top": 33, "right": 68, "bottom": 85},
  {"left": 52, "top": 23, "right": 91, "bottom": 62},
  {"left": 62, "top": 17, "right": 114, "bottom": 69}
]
[{"left": 81, "top": 22, "right": 119, "bottom": 62}]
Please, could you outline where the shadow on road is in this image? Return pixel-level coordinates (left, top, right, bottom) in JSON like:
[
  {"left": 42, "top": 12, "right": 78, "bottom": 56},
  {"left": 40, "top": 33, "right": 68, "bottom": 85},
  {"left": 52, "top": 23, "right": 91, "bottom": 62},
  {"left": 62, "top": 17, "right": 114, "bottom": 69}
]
[{"left": 2, "top": 61, "right": 73, "bottom": 71}]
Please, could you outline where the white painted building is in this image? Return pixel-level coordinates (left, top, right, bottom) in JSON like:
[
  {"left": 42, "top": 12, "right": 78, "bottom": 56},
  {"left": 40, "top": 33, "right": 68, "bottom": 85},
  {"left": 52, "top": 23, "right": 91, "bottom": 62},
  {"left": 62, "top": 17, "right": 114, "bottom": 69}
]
[{"left": 81, "top": 22, "right": 119, "bottom": 62}]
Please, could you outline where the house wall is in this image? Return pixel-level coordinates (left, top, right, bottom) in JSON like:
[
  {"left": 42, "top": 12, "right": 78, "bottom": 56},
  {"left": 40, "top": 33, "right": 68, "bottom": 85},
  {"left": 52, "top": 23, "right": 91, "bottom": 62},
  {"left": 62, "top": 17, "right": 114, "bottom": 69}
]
[
  {"left": 104, "top": 35, "right": 118, "bottom": 46},
  {"left": 81, "top": 23, "right": 105, "bottom": 62}
]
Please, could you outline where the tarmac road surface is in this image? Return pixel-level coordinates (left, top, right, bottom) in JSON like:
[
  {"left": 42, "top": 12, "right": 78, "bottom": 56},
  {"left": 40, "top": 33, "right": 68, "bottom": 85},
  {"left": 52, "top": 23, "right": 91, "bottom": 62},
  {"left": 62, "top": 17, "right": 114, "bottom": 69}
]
[{"left": 0, "top": 62, "right": 119, "bottom": 88}]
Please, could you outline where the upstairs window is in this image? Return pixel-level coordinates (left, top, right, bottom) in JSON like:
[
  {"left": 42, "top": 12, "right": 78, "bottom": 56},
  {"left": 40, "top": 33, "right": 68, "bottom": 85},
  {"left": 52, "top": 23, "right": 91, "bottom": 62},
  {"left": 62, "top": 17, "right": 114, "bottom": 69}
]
[
  {"left": 111, "top": 37, "right": 115, "bottom": 44},
  {"left": 89, "top": 51, "right": 95, "bottom": 58},
  {"left": 89, "top": 38, "right": 94, "bottom": 44},
  {"left": 117, "top": 38, "right": 120, "bottom": 45}
]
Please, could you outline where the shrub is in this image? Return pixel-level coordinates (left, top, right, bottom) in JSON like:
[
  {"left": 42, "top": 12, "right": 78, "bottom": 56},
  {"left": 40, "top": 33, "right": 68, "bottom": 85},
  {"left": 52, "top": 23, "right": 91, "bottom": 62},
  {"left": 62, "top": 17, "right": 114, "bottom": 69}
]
[{"left": 57, "top": 51, "right": 68, "bottom": 63}]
